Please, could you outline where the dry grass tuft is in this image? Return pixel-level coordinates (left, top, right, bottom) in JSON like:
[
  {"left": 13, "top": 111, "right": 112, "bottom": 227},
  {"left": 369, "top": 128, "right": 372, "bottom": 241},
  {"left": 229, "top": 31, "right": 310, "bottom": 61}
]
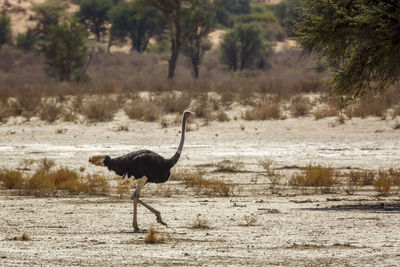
[
  {"left": 242, "top": 98, "right": 281, "bottom": 120},
  {"left": 144, "top": 227, "right": 164, "bottom": 244},
  {"left": 191, "top": 215, "right": 211, "bottom": 229},
  {"left": 289, "top": 165, "right": 339, "bottom": 193},
  {"left": 39, "top": 99, "right": 63, "bottom": 123},
  {"left": 216, "top": 110, "right": 230, "bottom": 122},
  {"left": 83, "top": 98, "right": 118, "bottom": 122},
  {"left": 215, "top": 159, "right": 243, "bottom": 173},
  {"left": 312, "top": 105, "right": 338, "bottom": 120},
  {"left": 289, "top": 95, "right": 311, "bottom": 117},
  {"left": 173, "top": 169, "right": 234, "bottom": 196},
  {"left": 0, "top": 169, "right": 24, "bottom": 189},
  {"left": 373, "top": 170, "right": 392, "bottom": 196},
  {"left": 157, "top": 93, "right": 191, "bottom": 113},
  {"left": 243, "top": 215, "right": 257, "bottom": 226},
  {"left": 116, "top": 180, "right": 132, "bottom": 198},
  {"left": 11, "top": 232, "right": 32, "bottom": 241},
  {"left": 125, "top": 98, "right": 161, "bottom": 122}
]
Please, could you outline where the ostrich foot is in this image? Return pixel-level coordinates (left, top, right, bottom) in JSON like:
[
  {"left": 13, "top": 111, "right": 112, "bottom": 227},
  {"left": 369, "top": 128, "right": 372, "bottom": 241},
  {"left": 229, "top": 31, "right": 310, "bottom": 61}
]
[
  {"left": 89, "top": 155, "right": 105, "bottom": 166},
  {"left": 133, "top": 227, "right": 147, "bottom": 234},
  {"left": 156, "top": 215, "right": 168, "bottom": 227}
]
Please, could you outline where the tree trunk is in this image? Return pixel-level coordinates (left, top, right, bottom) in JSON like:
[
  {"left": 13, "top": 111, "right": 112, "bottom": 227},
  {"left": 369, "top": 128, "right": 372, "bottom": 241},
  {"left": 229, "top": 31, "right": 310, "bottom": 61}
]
[{"left": 168, "top": 48, "right": 179, "bottom": 79}]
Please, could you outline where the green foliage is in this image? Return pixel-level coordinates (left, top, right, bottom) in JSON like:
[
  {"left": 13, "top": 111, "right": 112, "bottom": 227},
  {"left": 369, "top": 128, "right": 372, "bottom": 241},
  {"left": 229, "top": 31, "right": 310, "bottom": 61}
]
[
  {"left": 182, "top": 0, "right": 215, "bottom": 78},
  {"left": 220, "top": 23, "right": 263, "bottom": 71},
  {"left": 39, "top": 19, "right": 89, "bottom": 81},
  {"left": 0, "top": 11, "right": 12, "bottom": 49},
  {"left": 295, "top": 0, "right": 400, "bottom": 98},
  {"left": 268, "top": 0, "right": 300, "bottom": 37},
  {"left": 109, "top": 0, "right": 165, "bottom": 52},
  {"left": 76, "top": 0, "right": 114, "bottom": 41},
  {"left": 31, "top": 0, "right": 69, "bottom": 34},
  {"left": 215, "top": 0, "right": 251, "bottom": 27},
  {"left": 16, "top": 29, "right": 35, "bottom": 51}
]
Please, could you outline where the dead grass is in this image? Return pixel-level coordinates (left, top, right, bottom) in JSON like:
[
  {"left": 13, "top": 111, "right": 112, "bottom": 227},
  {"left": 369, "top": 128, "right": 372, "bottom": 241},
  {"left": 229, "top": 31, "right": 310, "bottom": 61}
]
[
  {"left": 39, "top": 99, "right": 63, "bottom": 123},
  {"left": 215, "top": 159, "right": 244, "bottom": 173},
  {"left": 116, "top": 180, "right": 132, "bottom": 198},
  {"left": 125, "top": 98, "right": 161, "bottom": 122},
  {"left": 173, "top": 169, "right": 235, "bottom": 196},
  {"left": 242, "top": 98, "right": 281, "bottom": 120},
  {"left": 289, "top": 165, "right": 339, "bottom": 193},
  {"left": 144, "top": 227, "right": 164, "bottom": 244},
  {"left": 242, "top": 215, "right": 257, "bottom": 226},
  {"left": 11, "top": 232, "right": 32, "bottom": 241},
  {"left": 289, "top": 95, "right": 311, "bottom": 117},
  {"left": 82, "top": 98, "right": 118, "bottom": 122},
  {"left": 312, "top": 104, "right": 338, "bottom": 120},
  {"left": 191, "top": 215, "right": 211, "bottom": 229},
  {"left": 157, "top": 93, "right": 191, "bottom": 113},
  {"left": 0, "top": 169, "right": 24, "bottom": 189},
  {"left": 373, "top": 170, "right": 392, "bottom": 196},
  {"left": 216, "top": 110, "right": 230, "bottom": 122}
]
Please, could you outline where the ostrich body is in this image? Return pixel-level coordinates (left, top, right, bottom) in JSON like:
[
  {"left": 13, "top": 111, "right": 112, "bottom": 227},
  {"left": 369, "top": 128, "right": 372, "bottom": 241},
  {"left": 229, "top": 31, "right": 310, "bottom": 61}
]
[{"left": 89, "top": 110, "right": 193, "bottom": 232}]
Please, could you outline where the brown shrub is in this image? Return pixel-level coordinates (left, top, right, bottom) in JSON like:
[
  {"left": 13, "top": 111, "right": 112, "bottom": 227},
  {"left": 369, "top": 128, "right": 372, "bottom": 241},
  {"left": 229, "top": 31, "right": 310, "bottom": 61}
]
[
  {"left": 289, "top": 165, "right": 339, "bottom": 193},
  {"left": 0, "top": 169, "right": 24, "bottom": 189},
  {"left": 312, "top": 105, "right": 338, "bottom": 120},
  {"left": 116, "top": 179, "right": 132, "bottom": 198},
  {"left": 215, "top": 159, "right": 244, "bottom": 173},
  {"left": 242, "top": 98, "right": 281, "bottom": 120},
  {"left": 289, "top": 95, "right": 311, "bottom": 117},
  {"left": 348, "top": 96, "right": 388, "bottom": 119},
  {"left": 83, "top": 98, "right": 118, "bottom": 122},
  {"left": 144, "top": 227, "right": 164, "bottom": 244},
  {"left": 125, "top": 98, "right": 161, "bottom": 122},
  {"left": 191, "top": 215, "right": 211, "bottom": 229},
  {"left": 157, "top": 93, "right": 191, "bottom": 113},
  {"left": 373, "top": 170, "right": 391, "bottom": 196},
  {"left": 216, "top": 110, "right": 230, "bottom": 122},
  {"left": 347, "top": 170, "right": 375, "bottom": 186},
  {"left": 39, "top": 99, "right": 63, "bottom": 123},
  {"left": 173, "top": 169, "right": 234, "bottom": 196},
  {"left": 84, "top": 174, "right": 111, "bottom": 195}
]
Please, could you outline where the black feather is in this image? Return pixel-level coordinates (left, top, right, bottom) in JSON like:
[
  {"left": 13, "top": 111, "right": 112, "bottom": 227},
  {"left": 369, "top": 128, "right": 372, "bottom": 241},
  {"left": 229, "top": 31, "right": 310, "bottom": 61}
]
[{"left": 104, "top": 150, "right": 171, "bottom": 184}]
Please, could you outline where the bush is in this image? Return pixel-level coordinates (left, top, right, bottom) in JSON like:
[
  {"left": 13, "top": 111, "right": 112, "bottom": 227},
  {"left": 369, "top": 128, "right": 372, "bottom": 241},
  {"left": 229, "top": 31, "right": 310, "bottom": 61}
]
[
  {"left": 0, "top": 169, "right": 24, "bottom": 189},
  {"left": 373, "top": 170, "right": 391, "bottom": 196},
  {"left": 289, "top": 165, "right": 339, "bottom": 192},
  {"left": 125, "top": 98, "right": 161, "bottom": 122},
  {"left": 242, "top": 98, "right": 281, "bottom": 120},
  {"left": 289, "top": 95, "right": 311, "bottom": 117},
  {"left": 157, "top": 93, "right": 191, "bottom": 113},
  {"left": 16, "top": 29, "right": 35, "bottom": 51},
  {"left": 173, "top": 170, "right": 234, "bottom": 196},
  {"left": 39, "top": 99, "right": 63, "bottom": 122},
  {"left": 83, "top": 98, "right": 118, "bottom": 122}
]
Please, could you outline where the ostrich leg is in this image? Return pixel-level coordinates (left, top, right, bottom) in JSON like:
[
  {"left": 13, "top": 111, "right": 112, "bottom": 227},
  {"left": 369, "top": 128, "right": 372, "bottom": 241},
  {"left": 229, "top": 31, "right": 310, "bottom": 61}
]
[
  {"left": 132, "top": 177, "right": 147, "bottom": 233},
  {"left": 137, "top": 199, "right": 167, "bottom": 226}
]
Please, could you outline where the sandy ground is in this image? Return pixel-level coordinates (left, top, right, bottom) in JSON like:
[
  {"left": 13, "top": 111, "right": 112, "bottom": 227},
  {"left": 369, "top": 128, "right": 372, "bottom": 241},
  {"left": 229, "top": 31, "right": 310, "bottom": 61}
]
[{"left": 1, "top": 113, "right": 400, "bottom": 266}]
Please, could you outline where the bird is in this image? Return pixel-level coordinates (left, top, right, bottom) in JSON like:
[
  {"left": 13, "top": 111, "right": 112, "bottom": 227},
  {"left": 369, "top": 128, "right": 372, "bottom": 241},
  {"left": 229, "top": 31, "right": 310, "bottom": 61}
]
[{"left": 89, "top": 110, "right": 193, "bottom": 233}]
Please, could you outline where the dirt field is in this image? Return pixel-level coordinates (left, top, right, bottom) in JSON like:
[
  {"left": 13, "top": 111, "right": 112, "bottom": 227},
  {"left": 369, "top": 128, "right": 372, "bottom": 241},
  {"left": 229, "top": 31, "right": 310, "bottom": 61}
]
[{"left": 1, "top": 113, "right": 400, "bottom": 266}]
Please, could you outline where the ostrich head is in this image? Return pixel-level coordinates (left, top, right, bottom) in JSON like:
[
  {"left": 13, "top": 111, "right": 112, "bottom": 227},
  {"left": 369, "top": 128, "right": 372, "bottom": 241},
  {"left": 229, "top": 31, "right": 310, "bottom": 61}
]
[{"left": 183, "top": 110, "right": 194, "bottom": 120}]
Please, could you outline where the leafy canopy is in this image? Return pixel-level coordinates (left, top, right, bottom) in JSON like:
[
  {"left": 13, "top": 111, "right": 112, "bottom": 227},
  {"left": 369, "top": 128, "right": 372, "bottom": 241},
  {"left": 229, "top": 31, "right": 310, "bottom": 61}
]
[
  {"left": 295, "top": 0, "right": 400, "bottom": 98},
  {"left": 0, "top": 11, "right": 12, "bottom": 48},
  {"left": 39, "top": 19, "right": 88, "bottom": 81}
]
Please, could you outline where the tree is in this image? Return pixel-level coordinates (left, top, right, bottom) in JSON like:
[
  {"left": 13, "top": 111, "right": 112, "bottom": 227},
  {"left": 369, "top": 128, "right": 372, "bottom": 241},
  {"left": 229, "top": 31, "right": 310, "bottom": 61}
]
[
  {"left": 77, "top": 0, "right": 113, "bottom": 42},
  {"left": 0, "top": 11, "right": 12, "bottom": 49},
  {"left": 147, "top": 0, "right": 188, "bottom": 79},
  {"left": 39, "top": 19, "right": 89, "bottom": 81},
  {"left": 182, "top": 0, "right": 215, "bottom": 78},
  {"left": 31, "top": 0, "right": 69, "bottom": 35},
  {"left": 220, "top": 23, "right": 263, "bottom": 71},
  {"left": 16, "top": 29, "right": 35, "bottom": 51},
  {"left": 295, "top": 0, "right": 400, "bottom": 98},
  {"left": 215, "top": 0, "right": 251, "bottom": 27},
  {"left": 109, "top": 0, "right": 165, "bottom": 52}
]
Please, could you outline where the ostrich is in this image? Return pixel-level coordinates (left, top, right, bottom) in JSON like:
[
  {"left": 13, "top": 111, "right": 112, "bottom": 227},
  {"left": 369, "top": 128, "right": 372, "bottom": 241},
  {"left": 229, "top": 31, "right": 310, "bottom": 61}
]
[{"left": 89, "top": 110, "right": 193, "bottom": 233}]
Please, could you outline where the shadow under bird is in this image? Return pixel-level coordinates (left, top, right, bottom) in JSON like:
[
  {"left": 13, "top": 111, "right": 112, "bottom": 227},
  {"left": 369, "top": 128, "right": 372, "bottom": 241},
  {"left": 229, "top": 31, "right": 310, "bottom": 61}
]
[{"left": 89, "top": 110, "right": 193, "bottom": 233}]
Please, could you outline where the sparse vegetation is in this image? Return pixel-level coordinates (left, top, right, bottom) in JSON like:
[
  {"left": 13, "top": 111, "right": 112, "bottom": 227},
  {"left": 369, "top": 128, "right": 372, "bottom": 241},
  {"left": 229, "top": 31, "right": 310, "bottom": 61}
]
[
  {"left": 0, "top": 169, "right": 24, "bottom": 189},
  {"left": 125, "top": 97, "right": 161, "bottom": 122},
  {"left": 173, "top": 169, "right": 235, "bottom": 196},
  {"left": 242, "top": 98, "right": 281, "bottom": 120},
  {"left": 83, "top": 98, "right": 118, "bottom": 122},
  {"left": 215, "top": 159, "right": 243, "bottom": 173},
  {"left": 144, "top": 227, "right": 164, "bottom": 244},
  {"left": 289, "top": 165, "right": 339, "bottom": 193},
  {"left": 191, "top": 214, "right": 211, "bottom": 229},
  {"left": 289, "top": 95, "right": 311, "bottom": 117}
]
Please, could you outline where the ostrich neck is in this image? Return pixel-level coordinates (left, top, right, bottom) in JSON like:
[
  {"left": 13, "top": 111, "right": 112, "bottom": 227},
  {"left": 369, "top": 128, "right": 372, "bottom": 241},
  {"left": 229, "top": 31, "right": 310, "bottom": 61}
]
[{"left": 168, "top": 115, "right": 187, "bottom": 168}]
